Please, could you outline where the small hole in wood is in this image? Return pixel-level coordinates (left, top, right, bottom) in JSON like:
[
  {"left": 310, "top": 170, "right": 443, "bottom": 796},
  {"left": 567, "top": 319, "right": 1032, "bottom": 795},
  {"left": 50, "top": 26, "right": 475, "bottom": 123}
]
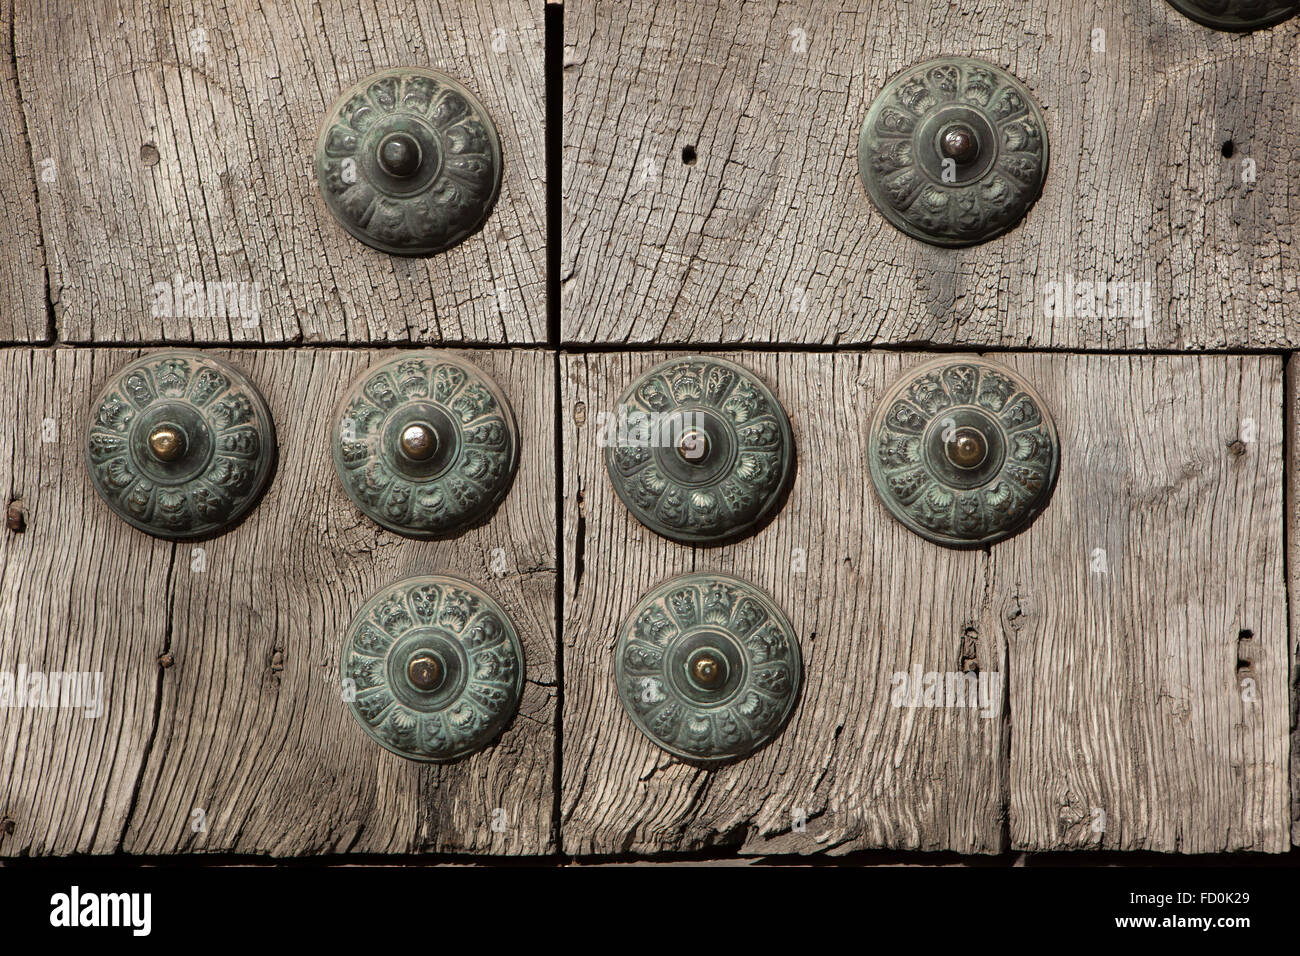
[
  {"left": 681, "top": 145, "right": 697, "bottom": 165},
  {"left": 1221, "top": 140, "right": 1235, "bottom": 159},
  {"left": 1238, "top": 629, "right": 1254, "bottom": 642},
  {"left": 5, "top": 501, "right": 25, "bottom": 533}
]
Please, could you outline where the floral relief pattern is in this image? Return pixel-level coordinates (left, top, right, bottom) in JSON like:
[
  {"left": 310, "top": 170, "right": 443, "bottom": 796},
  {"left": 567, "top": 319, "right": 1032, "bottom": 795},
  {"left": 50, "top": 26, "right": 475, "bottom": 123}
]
[
  {"left": 616, "top": 574, "right": 801, "bottom": 763},
  {"left": 605, "top": 358, "right": 794, "bottom": 543},
  {"left": 343, "top": 576, "right": 524, "bottom": 762},
  {"left": 316, "top": 68, "right": 502, "bottom": 254},
  {"left": 869, "top": 359, "right": 1059, "bottom": 547},
  {"left": 332, "top": 354, "right": 518, "bottom": 538},
  {"left": 84, "top": 352, "right": 275, "bottom": 538},
  {"left": 860, "top": 57, "right": 1048, "bottom": 246}
]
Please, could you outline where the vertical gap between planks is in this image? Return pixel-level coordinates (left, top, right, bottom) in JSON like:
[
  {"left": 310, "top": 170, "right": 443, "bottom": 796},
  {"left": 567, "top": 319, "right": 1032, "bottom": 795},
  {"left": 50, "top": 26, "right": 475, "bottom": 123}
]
[{"left": 544, "top": 0, "right": 566, "bottom": 856}]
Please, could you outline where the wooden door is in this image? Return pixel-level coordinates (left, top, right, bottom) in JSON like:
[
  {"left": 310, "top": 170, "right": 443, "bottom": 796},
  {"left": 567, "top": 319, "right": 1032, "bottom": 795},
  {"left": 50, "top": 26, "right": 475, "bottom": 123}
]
[{"left": 0, "top": 0, "right": 1294, "bottom": 861}]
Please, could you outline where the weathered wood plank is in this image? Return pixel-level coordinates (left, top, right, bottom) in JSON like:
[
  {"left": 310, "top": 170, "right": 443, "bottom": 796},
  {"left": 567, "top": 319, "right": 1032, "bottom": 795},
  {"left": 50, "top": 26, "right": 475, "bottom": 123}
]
[
  {"left": 1287, "top": 356, "right": 1299, "bottom": 847},
  {"left": 15, "top": 0, "right": 545, "bottom": 344},
  {"left": 993, "top": 354, "right": 1287, "bottom": 852},
  {"left": 0, "top": 349, "right": 162, "bottom": 853},
  {"left": 561, "top": 352, "right": 1006, "bottom": 856},
  {"left": 560, "top": 351, "right": 1286, "bottom": 855},
  {"left": 0, "top": 347, "right": 556, "bottom": 856},
  {"left": 562, "top": 0, "right": 1300, "bottom": 348},
  {"left": 0, "top": 0, "right": 47, "bottom": 342}
]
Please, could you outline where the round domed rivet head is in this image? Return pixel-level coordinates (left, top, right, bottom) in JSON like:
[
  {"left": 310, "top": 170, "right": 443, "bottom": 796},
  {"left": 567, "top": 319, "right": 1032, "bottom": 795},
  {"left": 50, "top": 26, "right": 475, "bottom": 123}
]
[
  {"left": 315, "top": 67, "right": 503, "bottom": 256},
  {"left": 869, "top": 357, "right": 1059, "bottom": 548},
  {"left": 615, "top": 573, "right": 802, "bottom": 764},
  {"left": 147, "top": 425, "right": 186, "bottom": 462},
  {"left": 1166, "top": 0, "right": 1298, "bottom": 30},
  {"left": 688, "top": 649, "right": 726, "bottom": 688},
  {"left": 604, "top": 357, "right": 795, "bottom": 545},
  {"left": 332, "top": 352, "right": 519, "bottom": 538},
  {"left": 939, "top": 124, "right": 980, "bottom": 165},
  {"left": 398, "top": 422, "right": 438, "bottom": 462},
  {"left": 676, "top": 427, "right": 709, "bottom": 463},
  {"left": 341, "top": 575, "right": 524, "bottom": 762},
  {"left": 406, "top": 653, "right": 443, "bottom": 691},
  {"left": 376, "top": 131, "right": 422, "bottom": 177},
  {"left": 945, "top": 426, "right": 988, "bottom": 470},
  {"left": 858, "top": 56, "right": 1048, "bottom": 247},
  {"left": 85, "top": 351, "right": 277, "bottom": 539}
]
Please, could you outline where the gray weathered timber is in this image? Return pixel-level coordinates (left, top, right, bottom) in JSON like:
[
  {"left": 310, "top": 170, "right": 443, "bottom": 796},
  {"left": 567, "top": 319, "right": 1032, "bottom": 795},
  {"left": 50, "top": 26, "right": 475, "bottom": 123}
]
[
  {"left": 0, "top": 0, "right": 47, "bottom": 342},
  {"left": 13, "top": 0, "right": 545, "bottom": 344},
  {"left": 562, "top": 0, "right": 1300, "bottom": 348},
  {"left": 998, "top": 354, "right": 1287, "bottom": 853},
  {"left": 560, "top": 352, "right": 1287, "bottom": 855},
  {"left": 1288, "top": 356, "right": 1299, "bottom": 847},
  {"left": 0, "top": 347, "right": 556, "bottom": 856},
  {"left": 562, "top": 352, "right": 1006, "bottom": 856}
]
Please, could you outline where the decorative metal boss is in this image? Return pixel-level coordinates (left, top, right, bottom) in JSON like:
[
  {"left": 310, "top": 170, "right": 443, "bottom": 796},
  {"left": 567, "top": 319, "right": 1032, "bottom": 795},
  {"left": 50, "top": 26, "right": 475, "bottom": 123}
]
[
  {"left": 315, "top": 67, "right": 503, "bottom": 255},
  {"left": 604, "top": 357, "right": 794, "bottom": 545},
  {"left": 1166, "top": 0, "right": 1298, "bottom": 30},
  {"left": 858, "top": 56, "right": 1048, "bottom": 247},
  {"left": 615, "top": 573, "right": 802, "bottom": 764},
  {"left": 868, "top": 357, "right": 1059, "bottom": 548},
  {"left": 332, "top": 353, "right": 519, "bottom": 538},
  {"left": 85, "top": 351, "right": 276, "bottom": 539},
  {"left": 342, "top": 575, "right": 524, "bottom": 762}
]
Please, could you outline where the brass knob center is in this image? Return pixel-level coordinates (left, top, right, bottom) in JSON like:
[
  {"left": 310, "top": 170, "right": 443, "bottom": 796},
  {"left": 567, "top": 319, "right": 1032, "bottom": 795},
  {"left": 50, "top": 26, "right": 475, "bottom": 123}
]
[
  {"left": 377, "top": 132, "right": 422, "bottom": 177},
  {"left": 399, "top": 423, "right": 438, "bottom": 461},
  {"left": 147, "top": 425, "right": 186, "bottom": 462},
  {"left": 407, "top": 654, "right": 443, "bottom": 691},
  {"left": 690, "top": 652, "right": 725, "bottom": 687},
  {"left": 676, "top": 428, "right": 709, "bottom": 463},
  {"left": 945, "top": 426, "right": 988, "bottom": 470},
  {"left": 939, "top": 124, "right": 979, "bottom": 166}
]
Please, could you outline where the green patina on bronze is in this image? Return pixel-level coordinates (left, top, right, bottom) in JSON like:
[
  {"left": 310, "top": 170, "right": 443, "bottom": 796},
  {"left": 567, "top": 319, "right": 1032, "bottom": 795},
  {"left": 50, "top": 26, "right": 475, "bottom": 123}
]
[
  {"left": 615, "top": 573, "right": 801, "bottom": 764},
  {"left": 858, "top": 56, "right": 1048, "bottom": 247},
  {"left": 604, "top": 357, "right": 794, "bottom": 546},
  {"left": 342, "top": 575, "right": 524, "bottom": 762},
  {"left": 85, "top": 351, "right": 276, "bottom": 539},
  {"left": 868, "top": 357, "right": 1059, "bottom": 548},
  {"left": 315, "top": 67, "right": 503, "bottom": 256},
  {"left": 1166, "top": 0, "right": 1298, "bottom": 30},
  {"left": 332, "top": 352, "right": 519, "bottom": 539}
]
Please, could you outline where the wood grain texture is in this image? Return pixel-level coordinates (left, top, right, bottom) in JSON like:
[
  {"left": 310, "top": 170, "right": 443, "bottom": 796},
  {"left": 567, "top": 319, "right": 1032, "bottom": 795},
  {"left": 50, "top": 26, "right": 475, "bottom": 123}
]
[
  {"left": 1287, "top": 356, "right": 1299, "bottom": 847},
  {"left": 0, "top": 347, "right": 556, "bottom": 857},
  {"left": 0, "top": 0, "right": 48, "bottom": 342},
  {"left": 560, "top": 351, "right": 1286, "bottom": 856},
  {"left": 561, "top": 351, "right": 1006, "bottom": 857},
  {"left": 14, "top": 0, "right": 545, "bottom": 344},
  {"left": 997, "top": 354, "right": 1287, "bottom": 853},
  {"left": 562, "top": 0, "right": 1300, "bottom": 348}
]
